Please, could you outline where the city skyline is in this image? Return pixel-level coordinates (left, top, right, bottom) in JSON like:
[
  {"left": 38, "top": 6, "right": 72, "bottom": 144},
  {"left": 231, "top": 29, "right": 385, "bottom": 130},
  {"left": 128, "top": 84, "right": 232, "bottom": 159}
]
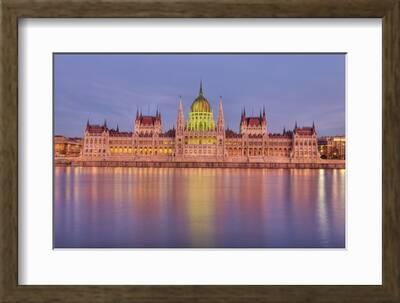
[{"left": 54, "top": 54, "right": 345, "bottom": 137}]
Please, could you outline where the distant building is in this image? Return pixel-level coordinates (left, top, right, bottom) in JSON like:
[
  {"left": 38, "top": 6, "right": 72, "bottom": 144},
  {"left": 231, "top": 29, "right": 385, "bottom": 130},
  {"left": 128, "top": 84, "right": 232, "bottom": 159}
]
[
  {"left": 318, "top": 136, "right": 346, "bottom": 160},
  {"left": 54, "top": 135, "right": 82, "bottom": 157},
  {"left": 81, "top": 82, "right": 321, "bottom": 162}
]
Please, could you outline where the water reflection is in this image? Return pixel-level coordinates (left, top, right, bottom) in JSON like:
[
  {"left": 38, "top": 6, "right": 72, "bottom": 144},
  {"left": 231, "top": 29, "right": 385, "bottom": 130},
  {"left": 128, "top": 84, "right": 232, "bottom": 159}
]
[{"left": 54, "top": 168, "right": 345, "bottom": 248}]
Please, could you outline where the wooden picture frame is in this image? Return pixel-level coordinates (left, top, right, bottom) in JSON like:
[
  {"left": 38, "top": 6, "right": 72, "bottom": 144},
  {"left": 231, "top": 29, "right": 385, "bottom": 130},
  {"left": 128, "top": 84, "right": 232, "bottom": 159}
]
[{"left": 1, "top": 0, "right": 399, "bottom": 302}]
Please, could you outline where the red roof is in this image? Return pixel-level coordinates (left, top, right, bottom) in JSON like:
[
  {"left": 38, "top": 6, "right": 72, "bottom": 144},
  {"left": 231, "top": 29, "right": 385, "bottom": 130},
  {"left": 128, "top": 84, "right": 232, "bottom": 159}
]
[
  {"left": 137, "top": 115, "right": 161, "bottom": 126},
  {"left": 86, "top": 125, "right": 107, "bottom": 134},
  {"left": 225, "top": 129, "right": 241, "bottom": 138},
  {"left": 160, "top": 129, "right": 176, "bottom": 137},
  {"left": 269, "top": 132, "right": 293, "bottom": 138},
  {"left": 109, "top": 130, "right": 132, "bottom": 137},
  {"left": 242, "top": 117, "right": 264, "bottom": 127},
  {"left": 295, "top": 127, "right": 315, "bottom": 136}
]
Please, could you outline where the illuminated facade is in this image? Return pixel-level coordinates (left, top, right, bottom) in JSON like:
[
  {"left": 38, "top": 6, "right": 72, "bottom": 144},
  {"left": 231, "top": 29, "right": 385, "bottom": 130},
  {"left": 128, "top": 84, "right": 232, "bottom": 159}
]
[
  {"left": 318, "top": 136, "right": 346, "bottom": 160},
  {"left": 186, "top": 81, "right": 216, "bottom": 131},
  {"left": 82, "top": 82, "right": 321, "bottom": 162},
  {"left": 54, "top": 135, "right": 82, "bottom": 157}
]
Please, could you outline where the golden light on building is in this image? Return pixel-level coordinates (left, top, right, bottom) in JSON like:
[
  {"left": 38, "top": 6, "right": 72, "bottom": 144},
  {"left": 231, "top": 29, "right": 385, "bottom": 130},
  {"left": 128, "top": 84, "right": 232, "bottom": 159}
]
[
  {"left": 54, "top": 81, "right": 340, "bottom": 164},
  {"left": 318, "top": 136, "right": 346, "bottom": 160}
]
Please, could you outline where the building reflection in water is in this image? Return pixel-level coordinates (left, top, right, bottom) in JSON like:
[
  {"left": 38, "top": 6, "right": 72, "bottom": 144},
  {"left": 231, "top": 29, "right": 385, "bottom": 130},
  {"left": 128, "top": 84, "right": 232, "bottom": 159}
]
[{"left": 54, "top": 167, "right": 345, "bottom": 248}]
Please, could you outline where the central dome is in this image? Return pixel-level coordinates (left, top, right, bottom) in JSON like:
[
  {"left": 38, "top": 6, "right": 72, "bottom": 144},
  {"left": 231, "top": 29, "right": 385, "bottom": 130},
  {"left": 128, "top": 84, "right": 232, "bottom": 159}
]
[
  {"left": 191, "top": 95, "right": 211, "bottom": 112},
  {"left": 190, "top": 81, "right": 211, "bottom": 113}
]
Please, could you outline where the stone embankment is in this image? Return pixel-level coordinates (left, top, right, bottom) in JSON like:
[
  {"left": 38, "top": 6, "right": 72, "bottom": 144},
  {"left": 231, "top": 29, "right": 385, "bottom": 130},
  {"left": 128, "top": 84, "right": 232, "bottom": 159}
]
[{"left": 55, "top": 158, "right": 345, "bottom": 169}]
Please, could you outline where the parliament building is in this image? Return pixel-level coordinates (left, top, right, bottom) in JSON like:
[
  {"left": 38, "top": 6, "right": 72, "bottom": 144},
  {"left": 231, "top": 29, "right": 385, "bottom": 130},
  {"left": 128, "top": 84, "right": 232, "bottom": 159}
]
[{"left": 82, "top": 82, "right": 320, "bottom": 162}]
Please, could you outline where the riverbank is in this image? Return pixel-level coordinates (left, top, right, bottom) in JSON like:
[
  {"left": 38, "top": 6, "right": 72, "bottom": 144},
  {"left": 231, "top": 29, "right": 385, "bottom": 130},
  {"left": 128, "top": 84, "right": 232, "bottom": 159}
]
[{"left": 55, "top": 158, "right": 345, "bottom": 169}]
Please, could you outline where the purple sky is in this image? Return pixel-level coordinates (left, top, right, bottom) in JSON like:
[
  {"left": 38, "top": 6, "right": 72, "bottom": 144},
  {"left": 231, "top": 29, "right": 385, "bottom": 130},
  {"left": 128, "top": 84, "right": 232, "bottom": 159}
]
[{"left": 54, "top": 54, "right": 345, "bottom": 137}]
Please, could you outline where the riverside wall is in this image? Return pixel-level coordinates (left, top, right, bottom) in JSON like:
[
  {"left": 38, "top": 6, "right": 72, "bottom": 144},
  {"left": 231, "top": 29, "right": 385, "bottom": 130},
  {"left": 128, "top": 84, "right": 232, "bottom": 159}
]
[{"left": 55, "top": 158, "right": 345, "bottom": 169}]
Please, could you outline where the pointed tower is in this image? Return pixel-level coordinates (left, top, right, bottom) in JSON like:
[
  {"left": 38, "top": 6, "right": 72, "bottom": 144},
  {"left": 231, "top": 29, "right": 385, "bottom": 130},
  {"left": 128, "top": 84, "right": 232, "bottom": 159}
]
[
  {"left": 134, "top": 108, "right": 141, "bottom": 134},
  {"left": 175, "top": 96, "right": 185, "bottom": 157},
  {"left": 199, "top": 80, "right": 204, "bottom": 96},
  {"left": 217, "top": 96, "right": 226, "bottom": 157},
  {"left": 176, "top": 96, "right": 185, "bottom": 134},
  {"left": 217, "top": 96, "right": 225, "bottom": 133},
  {"left": 240, "top": 107, "right": 247, "bottom": 134},
  {"left": 261, "top": 106, "right": 267, "bottom": 135}
]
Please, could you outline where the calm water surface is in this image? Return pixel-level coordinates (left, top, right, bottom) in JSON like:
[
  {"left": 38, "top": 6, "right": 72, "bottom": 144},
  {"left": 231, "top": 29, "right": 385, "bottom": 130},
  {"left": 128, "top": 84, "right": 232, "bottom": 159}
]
[{"left": 54, "top": 167, "right": 345, "bottom": 248}]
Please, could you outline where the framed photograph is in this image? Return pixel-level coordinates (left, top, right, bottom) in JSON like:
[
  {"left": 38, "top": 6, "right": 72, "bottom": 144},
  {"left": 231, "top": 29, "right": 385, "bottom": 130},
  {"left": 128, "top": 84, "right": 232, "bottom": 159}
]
[
  {"left": 1, "top": 0, "right": 399, "bottom": 302},
  {"left": 54, "top": 52, "right": 346, "bottom": 249}
]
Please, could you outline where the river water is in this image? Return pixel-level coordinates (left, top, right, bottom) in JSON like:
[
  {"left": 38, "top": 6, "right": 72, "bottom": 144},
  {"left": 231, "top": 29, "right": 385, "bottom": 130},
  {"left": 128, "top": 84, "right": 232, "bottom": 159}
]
[{"left": 54, "top": 167, "right": 345, "bottom": 248}]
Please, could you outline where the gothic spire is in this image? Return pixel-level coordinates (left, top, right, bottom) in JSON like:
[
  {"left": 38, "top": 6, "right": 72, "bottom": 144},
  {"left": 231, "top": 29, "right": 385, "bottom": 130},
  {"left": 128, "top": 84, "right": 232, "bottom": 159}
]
[
  {"left": 217, "top": 96, "right": 225, "bottom": 132},
  {"left": 103, "top": 119, "right": 107, "bottom": 128},
  {"left": 199, "top": 80, "right": 203, "bottom": 96},
  {"left": 177, "top": 96, "right": 185, "bottom": 133},
  {"left": 179, "top": 96, "right": 184, "bottom": 113}
]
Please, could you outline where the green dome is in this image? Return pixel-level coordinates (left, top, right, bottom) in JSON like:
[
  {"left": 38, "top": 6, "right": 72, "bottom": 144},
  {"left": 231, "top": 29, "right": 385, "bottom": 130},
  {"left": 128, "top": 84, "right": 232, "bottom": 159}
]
[
  {"left": 187, "top": 81, "right": 216, "bottom": 132},
  {"left": 190, "top": 81, "right": 211, "bottom": 113},
  {"left": 191, "top": 95, "right": 211, "bottom": 112}
]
